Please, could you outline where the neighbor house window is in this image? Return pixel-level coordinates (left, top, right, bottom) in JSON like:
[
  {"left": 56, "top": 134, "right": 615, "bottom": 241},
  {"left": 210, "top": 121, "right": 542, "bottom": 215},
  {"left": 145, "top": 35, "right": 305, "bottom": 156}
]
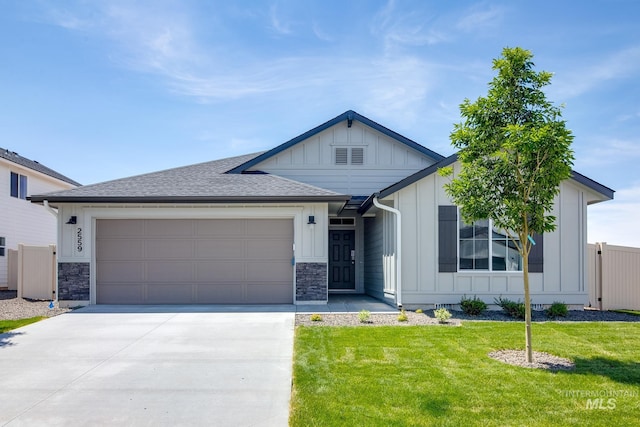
[
  {"left": 0, "top": 237, "right": 5, "bottom": 257},
  {"left": 10, "top": 172, "right": 27, "bottom": 199},
  {"left": 459, "top": 219, "right": 522, "bottom": 271}
]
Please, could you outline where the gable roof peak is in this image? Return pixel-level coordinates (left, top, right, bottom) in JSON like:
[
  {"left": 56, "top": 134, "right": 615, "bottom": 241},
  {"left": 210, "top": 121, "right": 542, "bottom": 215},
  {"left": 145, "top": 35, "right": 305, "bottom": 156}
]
[{"left": 226, "top": 110, "right": 444, "bottom": 174}]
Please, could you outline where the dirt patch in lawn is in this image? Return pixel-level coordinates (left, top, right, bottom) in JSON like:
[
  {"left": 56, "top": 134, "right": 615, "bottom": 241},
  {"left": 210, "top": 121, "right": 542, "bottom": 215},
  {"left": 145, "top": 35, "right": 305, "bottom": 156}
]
[{"left": 489, "top": 349, "right": 575, "bottom": 371}]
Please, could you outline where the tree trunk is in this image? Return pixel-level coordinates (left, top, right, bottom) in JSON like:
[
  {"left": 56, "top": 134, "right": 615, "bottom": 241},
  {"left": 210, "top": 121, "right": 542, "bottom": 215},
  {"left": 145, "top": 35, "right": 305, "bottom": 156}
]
[{"left": 523, "top": 255, "right": 533, "bottom": 363}]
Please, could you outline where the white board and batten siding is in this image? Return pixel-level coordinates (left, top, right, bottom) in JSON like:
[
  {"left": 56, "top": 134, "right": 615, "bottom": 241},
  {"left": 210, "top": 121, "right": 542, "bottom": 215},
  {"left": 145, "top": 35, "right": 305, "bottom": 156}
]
[
  {"left": 0, "top": 159, "right": 76, "bottom": 285},
  {"left": 387, "top": 161, "right": 603, "bottom": 308},
  {"left": 249, "top": 121, "right": 436, "bottom": 196}
]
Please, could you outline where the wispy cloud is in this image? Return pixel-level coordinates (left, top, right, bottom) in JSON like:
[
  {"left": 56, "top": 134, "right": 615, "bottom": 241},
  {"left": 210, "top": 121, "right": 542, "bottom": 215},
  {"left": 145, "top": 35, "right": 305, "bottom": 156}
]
[
  {"left": 455, "top": 3, "right": 503, "bottom": 32},
  {"left": 358, "top": 56, "right": 434, "bottom": 121},
  {"left": 577, "top": 137, "right": 640, "bottom": 167},
  {"left": 371, "top": 0, "right": 449, "bottom": 50},
  {"left": 312, "top": 21, "right": 334, "bottom": 42},
  {"left": 45, "top": 2, "right": 203, "bottom": 76},
  {"left": 589, "top": 183, "right": 640, "bottom": 247},
  {"left": 553, "top": 46, "right": 640, "bottom": 99},
  {"left": 41, "top": 1, "right": 439, "bottom": 113},
  {"left": 268, "top": 3, "right": 293, "bottom": 35}
]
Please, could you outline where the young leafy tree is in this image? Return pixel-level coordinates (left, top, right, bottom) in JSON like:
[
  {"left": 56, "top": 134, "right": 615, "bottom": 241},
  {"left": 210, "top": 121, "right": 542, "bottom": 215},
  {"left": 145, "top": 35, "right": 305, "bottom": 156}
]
[{"left": 441, "top": 47, "right": 574, "bottom": 362}]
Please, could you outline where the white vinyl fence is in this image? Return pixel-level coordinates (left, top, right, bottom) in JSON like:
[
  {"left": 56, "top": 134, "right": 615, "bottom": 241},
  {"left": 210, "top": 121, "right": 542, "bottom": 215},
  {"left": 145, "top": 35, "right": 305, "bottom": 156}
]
[
  {"left": 588, "top": 242, "right": 640, "bottom": 310},
  {"left": 12, "top": 245, "right": 57, "bottom": 301},
  {"left": 8, "top": 249, "right": 18, "bottom": 290}
]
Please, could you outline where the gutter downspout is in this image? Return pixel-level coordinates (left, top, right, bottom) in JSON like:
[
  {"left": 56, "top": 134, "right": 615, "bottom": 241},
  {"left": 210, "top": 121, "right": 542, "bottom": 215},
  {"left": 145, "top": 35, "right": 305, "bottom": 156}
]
[
  {"left": 373, "top": 195, "right": 402, "bottom": 308},
  {"left": 43, "top": 200, "right": 58, "bottom": 217}
]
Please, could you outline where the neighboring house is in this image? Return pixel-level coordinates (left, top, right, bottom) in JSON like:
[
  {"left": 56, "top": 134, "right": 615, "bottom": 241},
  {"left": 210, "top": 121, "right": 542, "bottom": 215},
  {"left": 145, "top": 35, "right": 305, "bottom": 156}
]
[
  {"left": 30, "top": 111, "right": 614, "bottom": 308},
  {"left": 1, "top": 148, "right": 80, "bottom": 287}
]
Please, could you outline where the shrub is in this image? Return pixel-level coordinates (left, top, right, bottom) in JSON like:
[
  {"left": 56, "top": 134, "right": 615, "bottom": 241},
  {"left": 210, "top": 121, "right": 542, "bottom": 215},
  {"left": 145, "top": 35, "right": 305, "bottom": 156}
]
[
  {"left": 494, "top": 296, "right": 525, "bottom": 319},
  {"left": 397, "top": 309, "right": 408, "bottom": 322},
  {"left": 460, "top": 295, "right": 487, "bottom": 316},
  {"left": 546, "top": 301, "right": 568, "bottom": 318},
  {"left": 415, "top": 308, "right": 423, "bottom": 314},
  {"left": 310, "top": 313, "right": 323, "bottom": 322},
  {"left": 434, "top": 308, "right": 452, "bottom": 323},
  {"left": 358, "top": 310, "right": 371, "bottom": 323}
]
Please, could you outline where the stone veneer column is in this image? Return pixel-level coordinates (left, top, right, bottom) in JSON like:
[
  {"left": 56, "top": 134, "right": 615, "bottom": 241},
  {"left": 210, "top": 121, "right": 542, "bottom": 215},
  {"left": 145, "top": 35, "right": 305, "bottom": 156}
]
[
  {"left": 58, "top": 262, "right": 90, "bottom": 301},
  {"left": 295, "top": 262, "right": 328, "bottom": 302}
]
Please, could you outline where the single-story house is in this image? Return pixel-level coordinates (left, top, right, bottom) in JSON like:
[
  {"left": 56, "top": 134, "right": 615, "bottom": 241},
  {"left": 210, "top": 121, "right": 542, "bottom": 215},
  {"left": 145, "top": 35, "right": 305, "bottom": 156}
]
[
  {"left": 30, "top": 111, "right": 614, "bottom": 308},
  {"left": 1, "top": 148, "right": 79, "bottom": 288}
]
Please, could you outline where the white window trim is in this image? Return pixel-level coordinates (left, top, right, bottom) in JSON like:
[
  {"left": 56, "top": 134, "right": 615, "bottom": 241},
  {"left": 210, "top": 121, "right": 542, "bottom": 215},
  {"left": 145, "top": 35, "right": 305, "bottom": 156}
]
[{"left": 457, "top": 217, "right": 523, "bottom": 272}]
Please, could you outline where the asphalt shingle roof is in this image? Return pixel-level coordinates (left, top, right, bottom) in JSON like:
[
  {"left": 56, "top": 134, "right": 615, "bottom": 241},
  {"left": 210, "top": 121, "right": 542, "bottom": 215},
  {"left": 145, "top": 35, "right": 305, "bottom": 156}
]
[
  {"left": 1, "top": 148, "right": 80, "bottom": 186},
  {"left": 29, "top": 152, "right": 349, "bottom": 204}
]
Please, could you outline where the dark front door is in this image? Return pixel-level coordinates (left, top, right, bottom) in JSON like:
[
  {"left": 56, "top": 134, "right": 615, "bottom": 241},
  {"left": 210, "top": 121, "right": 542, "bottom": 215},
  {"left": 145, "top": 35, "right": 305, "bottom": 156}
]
[{"left": 329, "top": 230, "right": 355, "bottom": 290}]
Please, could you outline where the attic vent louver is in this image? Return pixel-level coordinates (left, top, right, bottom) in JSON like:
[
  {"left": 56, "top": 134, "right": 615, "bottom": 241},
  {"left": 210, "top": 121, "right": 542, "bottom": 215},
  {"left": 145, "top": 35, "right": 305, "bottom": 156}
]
[
  {"left": 351, "top": 147, "right": 364, "bottom": 165},
  {"left": 335, "top": 148, "right": 348, "bottom": 165}
]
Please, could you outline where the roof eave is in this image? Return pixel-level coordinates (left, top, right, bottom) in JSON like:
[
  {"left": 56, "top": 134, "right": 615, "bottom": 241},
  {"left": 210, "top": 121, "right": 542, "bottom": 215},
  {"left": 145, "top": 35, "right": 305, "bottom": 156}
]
[
  {"left": 29, "top": 195, "right": 351, "bottom": 205},
  {"left": 358, "top": 154, "right": 616, "bottom": 214},
  {"left": 570, "top": 171, "right": 615, "bottom": 201}
]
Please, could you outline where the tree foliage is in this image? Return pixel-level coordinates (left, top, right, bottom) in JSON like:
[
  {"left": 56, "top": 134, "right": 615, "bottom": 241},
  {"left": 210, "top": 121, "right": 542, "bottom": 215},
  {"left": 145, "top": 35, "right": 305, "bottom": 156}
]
[{"left": 441, "top": 47, "right": 574, "bottom": 362}]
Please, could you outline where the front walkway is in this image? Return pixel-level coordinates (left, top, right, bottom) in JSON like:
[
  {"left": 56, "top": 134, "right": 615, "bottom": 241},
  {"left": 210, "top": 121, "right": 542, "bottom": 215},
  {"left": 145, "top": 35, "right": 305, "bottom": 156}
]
[{"left": 297, "top": 294, "right": 398, "bottom": 313}]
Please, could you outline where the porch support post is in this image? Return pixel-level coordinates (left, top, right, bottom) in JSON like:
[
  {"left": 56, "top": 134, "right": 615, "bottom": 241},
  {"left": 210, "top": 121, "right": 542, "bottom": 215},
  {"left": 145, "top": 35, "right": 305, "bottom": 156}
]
[{"left": 373, "top": 195, "right": 402, "bottom": 308}]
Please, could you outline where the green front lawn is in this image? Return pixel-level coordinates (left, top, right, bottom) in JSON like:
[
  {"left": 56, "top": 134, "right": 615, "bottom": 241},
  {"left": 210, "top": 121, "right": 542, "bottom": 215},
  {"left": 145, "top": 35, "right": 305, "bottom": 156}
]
[
  {"left": 0, "top": 317, "right": 45, "bottom": 333},
  {"left": 290, "top": 322, "right": 640, "bottom": 426}
]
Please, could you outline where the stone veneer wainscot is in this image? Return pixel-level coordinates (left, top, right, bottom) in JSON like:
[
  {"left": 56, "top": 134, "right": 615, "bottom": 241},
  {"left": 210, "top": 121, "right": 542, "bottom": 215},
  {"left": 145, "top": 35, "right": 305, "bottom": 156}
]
[
  {"left": 295, "top": 262, "right": 327, "bottom": 302},
  {"left": 58, "top": 262, "right": 90, "bottom": 301}
]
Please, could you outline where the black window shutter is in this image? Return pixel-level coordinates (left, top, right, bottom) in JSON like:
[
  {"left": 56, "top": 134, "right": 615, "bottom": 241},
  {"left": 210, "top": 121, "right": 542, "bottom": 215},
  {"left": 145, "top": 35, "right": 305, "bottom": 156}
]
[
  {"left": 438, "top": 206, "right": 458, "bottom": 272},
  {"left": 528, "top": 233, "right": 544, "bottom": 273}
]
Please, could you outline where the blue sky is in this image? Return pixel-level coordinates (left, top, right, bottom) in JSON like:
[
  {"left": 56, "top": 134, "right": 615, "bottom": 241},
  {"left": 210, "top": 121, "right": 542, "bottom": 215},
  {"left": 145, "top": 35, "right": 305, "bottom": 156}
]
[{"left": 1, "top": 1, "right": 639, "bottom": 246}]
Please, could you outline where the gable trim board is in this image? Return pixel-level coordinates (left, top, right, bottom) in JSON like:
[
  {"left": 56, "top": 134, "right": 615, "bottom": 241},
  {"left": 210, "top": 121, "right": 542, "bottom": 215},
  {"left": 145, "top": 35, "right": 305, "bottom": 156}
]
[
  {"left": 359, "top": 153, "right": 614, "bottom": 214},
  {"left": 29, "top": 110, "right": 614, "bottom": 308},
  {"left": 226, "top": 110, "right": 445, "bottom": 175}
]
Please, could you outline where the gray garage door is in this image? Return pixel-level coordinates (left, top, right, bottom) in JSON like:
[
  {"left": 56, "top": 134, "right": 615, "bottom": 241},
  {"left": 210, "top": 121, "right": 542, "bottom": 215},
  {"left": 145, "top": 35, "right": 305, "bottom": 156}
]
[{"left": 96, "top": 219, "right": 293, "bottom": 304}]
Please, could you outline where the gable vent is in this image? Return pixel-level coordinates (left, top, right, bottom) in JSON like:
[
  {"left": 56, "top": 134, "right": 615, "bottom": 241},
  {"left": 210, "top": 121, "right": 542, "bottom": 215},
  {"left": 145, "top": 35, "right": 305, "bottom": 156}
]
[
  {"left": 351, "top": 147, "right": 364, "bottom": 165},
  {"left": 335, "top": 148, "right": 348, "bottom": 165}
]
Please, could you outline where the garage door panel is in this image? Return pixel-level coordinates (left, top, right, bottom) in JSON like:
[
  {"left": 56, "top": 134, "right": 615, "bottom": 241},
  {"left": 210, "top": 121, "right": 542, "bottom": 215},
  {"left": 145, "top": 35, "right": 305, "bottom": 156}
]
[
  {"left": 98, "top": 284, "right": 144, "bottom": 304},
  {"left": 147, "top": 284, "right": 194, "bottom": 304},
  {"left": 97, "top": 220, "right": 145, "bottom": 238},
  {"left": 97, "top": 262, "right": 145, "bottom": 283},
  {"left": 195, "top": 240, "right": 245, "bottom": 258},
  {"left": 246, "top": 284, "right": 291, "bottom": 304},
  {"left": 247, "top": 240, "right": 291, "bottom": 259},
  {"left": 146, "top": 239, "right": 194, "bottom": 258},
  {"left": 96, "top": 219, "right": 293, "bottom": 304},
  {"left": 246, "top": 219, "right": 290, "bottom": 236},
  {"left": 146, "top": 220, "right": 194, "bottom": 237},
  {"left": 97, "top": 239, "right": 144, "bottom": 260},
  {"left": 196, "top": 262, "right": 245, "bottom": 282},
  {"left": 196, "top": 219, "right": 245, "bottom": 236},
  {"left": 196, "top": 284, "right": 245, "bottom": 304},
  {"left": 147, "top": 262, "right": 195, "bottom": 282},
  {"left": 246, "top": 261, "right": 291, "bottom": 282}
]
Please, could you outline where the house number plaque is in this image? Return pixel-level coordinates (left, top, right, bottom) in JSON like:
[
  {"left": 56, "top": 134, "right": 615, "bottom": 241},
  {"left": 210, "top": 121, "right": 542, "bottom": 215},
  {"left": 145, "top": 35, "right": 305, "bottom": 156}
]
[{"left": 77, "top": 227, "right": 83, "bottom": 252}]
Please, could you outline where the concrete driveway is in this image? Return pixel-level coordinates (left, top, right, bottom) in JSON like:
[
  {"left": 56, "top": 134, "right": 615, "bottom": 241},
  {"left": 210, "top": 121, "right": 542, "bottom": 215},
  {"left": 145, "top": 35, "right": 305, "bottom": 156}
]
[{"left": 0, "top": 306, "right": 295, "bottom": 426}]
